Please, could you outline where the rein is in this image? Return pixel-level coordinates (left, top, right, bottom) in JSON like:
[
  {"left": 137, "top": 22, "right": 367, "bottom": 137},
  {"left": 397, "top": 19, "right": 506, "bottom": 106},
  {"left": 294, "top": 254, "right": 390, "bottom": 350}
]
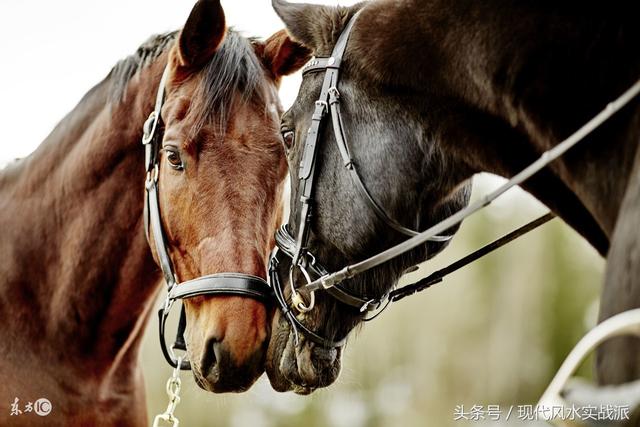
[
  {"left": 141, "top": 66, "right": 272, "bottom": 370},
  {"left": 271, "top": 9, "right": 640, "bottom": 348}
]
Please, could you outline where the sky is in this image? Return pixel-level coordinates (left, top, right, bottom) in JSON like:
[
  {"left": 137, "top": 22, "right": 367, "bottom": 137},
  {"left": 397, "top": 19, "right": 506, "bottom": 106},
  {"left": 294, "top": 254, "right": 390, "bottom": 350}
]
[{"left": 0, "top": 0, "right": 359, "bottom": 162}]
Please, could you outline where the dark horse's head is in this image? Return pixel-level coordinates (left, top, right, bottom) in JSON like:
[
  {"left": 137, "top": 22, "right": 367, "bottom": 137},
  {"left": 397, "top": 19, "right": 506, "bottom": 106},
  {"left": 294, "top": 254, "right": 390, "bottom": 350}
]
[
  {"left": 146, "top": 0, "right": 309, "bottom": 392},
  {"left": 266, "top": 1, "right": 472, "bottom": 394}
]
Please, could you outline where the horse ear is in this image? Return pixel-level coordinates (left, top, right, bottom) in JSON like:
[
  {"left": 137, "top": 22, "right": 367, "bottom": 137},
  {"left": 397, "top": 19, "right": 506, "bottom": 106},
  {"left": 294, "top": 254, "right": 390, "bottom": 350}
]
[
  {"left": 271, "top": 0, "right": 336, "bottom": 51},
  {"left": 176, "top": 0, "right": 226, "bottom": 71},
  {"left": 258, "top": 30, "right": 312, "bottom": 82}
]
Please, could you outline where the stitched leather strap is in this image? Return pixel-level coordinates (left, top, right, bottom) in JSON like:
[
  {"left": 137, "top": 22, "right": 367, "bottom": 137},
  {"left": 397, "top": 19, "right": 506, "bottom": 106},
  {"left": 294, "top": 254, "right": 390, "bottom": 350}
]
[{"left": 169, "top": 274, "right": 271, "bottom": 301}]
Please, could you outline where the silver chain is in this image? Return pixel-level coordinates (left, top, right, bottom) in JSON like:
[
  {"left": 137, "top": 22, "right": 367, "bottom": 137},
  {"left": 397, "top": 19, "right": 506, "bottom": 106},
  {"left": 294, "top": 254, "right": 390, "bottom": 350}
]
[{"left": 153, "top": 356, "right": 183, "bottom": 427}]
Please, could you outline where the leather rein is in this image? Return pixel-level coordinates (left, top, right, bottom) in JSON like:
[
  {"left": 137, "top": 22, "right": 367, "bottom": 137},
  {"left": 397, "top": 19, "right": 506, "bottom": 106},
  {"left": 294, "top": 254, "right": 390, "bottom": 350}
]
[
  {"left": 142, "top": 66, "right": 272, "bottom": 370},
  {"left": 270, "top": 10, "right": 640, "bottom": 349}
]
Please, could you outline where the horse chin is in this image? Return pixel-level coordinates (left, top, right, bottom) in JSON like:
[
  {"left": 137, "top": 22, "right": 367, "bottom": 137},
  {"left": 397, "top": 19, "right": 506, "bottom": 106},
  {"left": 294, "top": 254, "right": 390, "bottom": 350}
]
[
  {"left": 265, "top": 311, "right": 295, "bottom": 391},
  {"left": 265, "top": 311, "right": 342, "bottom": 394}
]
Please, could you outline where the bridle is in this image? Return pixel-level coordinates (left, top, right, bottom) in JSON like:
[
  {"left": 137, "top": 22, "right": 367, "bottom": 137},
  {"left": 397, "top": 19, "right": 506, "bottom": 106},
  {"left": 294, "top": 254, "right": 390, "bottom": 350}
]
[
  {"left": 270, "top": 9, "right": 640, "bottom": 349},
  {"left": 270, "top": 10, "right": 452, "bottom": 348},
  {"left": 142, "top": 66, "right": 272, "bottom": 370}
]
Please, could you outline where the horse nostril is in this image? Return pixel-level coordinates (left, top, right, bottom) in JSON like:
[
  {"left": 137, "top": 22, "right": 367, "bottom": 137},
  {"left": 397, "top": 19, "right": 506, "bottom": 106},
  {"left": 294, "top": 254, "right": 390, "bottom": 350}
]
[{"left": 202, "top": 336, "right": 221, "bottom": 371}]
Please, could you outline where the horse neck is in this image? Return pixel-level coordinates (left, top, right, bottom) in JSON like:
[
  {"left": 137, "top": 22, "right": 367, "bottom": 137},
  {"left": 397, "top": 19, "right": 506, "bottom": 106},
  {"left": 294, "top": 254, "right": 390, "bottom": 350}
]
[
  {"left": 0, "top": 57, "right": 166, "bottom": 383},
  {"left": 361, "top": 0, "right": 640, "bottom": 241}
]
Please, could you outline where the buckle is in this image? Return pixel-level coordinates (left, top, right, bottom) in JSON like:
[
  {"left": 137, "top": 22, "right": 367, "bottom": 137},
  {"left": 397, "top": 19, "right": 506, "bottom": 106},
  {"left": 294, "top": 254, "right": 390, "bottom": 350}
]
[
  {"left": 290, "top": 262, "right": 315, "bottom": 313},
  {"left": 360, "top": 298, "right": 378, "bottom": 313},
  {"left": 142, "top": 111, "right": 158, "bottom": 145},
  {"left": 328, "top": 87, "right": 341, "bottom": 104},
  {"left": 312, "top": 100, "right": 328, "bottom": 119}
]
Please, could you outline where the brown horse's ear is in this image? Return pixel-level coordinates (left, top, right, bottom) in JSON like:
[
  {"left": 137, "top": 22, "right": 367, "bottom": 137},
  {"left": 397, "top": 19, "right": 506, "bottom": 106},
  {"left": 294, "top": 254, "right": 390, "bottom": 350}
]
[
  {"left": 258, "top": 30, "right": 312, "bottom": 83},
  {"left": 271, "top": 0, "right": 359, "bottom": 52},
  {"left": 175, "top": 0, "right": 226, "bottom": 71}
]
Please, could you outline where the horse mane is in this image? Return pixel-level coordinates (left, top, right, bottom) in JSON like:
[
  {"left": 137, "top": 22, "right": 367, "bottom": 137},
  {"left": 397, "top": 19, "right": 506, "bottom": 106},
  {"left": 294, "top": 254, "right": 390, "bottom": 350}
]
[
  {"left": 108, "top": 29, "right": 270, "bottom": 134},
  {"left": 109, "top": 31, "right": 177, "bottom": 103}
]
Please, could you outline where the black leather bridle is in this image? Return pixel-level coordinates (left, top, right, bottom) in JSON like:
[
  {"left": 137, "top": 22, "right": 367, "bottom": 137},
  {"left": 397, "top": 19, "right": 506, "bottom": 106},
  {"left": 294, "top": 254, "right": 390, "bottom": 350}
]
[
  {"left": 270, "top": 11, "right": 452, "bottom": 348},
  {"left": 142, "top": 66, "right": 272, "bottom": 370},
  {"left": 269, "top": 9, "right": 640, "bottom": 349}
]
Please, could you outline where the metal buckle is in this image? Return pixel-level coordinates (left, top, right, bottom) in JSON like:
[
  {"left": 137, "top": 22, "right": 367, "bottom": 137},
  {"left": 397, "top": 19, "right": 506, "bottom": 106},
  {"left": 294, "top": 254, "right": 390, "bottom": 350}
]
[
  {"left": 314, "top": 100, "right": 328, "bottom": 116},
  {"left": 328, "top": 87, "right": 341, "bottom": 105},
  {"left": 142, "top": 111, "right": 158, "bottom": 145},
  {"left": 290, "top": 262, "right": 315, "bottom": 313},
  {"left": 306, "top": 252, "right": 318, "bottom": 268},
  {"left": 359, "top": 298, "right": 378, "bottom": 313}
]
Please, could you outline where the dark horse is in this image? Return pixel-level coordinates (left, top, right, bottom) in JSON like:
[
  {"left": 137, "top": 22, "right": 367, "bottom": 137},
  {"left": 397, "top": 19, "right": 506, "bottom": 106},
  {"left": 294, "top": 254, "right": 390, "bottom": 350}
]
[
  {"left": 267, "top": 0, "right": 640, "bottom": 395},
  {"left": 0, "top": 0, "right": 309, "bottom": 425}
]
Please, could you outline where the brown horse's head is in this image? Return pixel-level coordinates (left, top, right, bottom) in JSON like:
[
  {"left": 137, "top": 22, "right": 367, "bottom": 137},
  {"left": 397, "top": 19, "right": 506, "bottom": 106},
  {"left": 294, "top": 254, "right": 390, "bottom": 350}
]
[{"left": 150, "top": 0, "right": 309, "bottom": 392}]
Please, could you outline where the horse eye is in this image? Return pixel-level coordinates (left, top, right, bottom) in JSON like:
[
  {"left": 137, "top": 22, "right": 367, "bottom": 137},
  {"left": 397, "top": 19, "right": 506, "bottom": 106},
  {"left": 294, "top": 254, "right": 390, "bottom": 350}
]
[
  {"left": 281, "top": 130, "right": 295, "bottom": 150},
  {"left": 164, "top": 149, "right": 184, "bottom": 170}
]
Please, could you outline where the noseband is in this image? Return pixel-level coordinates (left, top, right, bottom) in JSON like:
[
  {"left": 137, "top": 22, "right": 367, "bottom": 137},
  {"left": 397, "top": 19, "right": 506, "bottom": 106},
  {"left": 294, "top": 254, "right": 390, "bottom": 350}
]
[
  {"left": 270, "top": 9, "right": 640, "bottom": 349},
  {"left": 142, "top": 66, "right": 272, "bottom": 370}
]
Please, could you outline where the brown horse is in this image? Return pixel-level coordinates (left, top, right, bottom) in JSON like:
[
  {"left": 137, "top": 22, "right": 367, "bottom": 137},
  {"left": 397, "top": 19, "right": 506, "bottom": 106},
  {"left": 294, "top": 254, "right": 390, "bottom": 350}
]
[
  {"left": 0, "top": 0, "right": 309, "bottom": 425},
  {"left": 268, "top": 0, "right": 639, "bottom": 394}
]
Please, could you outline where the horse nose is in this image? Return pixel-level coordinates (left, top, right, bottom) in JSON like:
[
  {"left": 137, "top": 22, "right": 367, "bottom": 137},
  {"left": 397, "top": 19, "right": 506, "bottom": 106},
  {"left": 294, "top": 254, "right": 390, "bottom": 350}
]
[
  {"left": 199, "top": 333, "right": 265, "bottom": 392},
  {"left": 295, "top": 343, "right": 340, "bottom": 387}
]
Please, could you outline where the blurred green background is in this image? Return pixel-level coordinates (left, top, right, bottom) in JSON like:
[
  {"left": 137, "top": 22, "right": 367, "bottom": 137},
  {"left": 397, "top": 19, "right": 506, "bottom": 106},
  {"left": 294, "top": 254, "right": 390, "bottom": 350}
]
[{"left": 142, "top": 174, "right": 604, "bottom": 427}]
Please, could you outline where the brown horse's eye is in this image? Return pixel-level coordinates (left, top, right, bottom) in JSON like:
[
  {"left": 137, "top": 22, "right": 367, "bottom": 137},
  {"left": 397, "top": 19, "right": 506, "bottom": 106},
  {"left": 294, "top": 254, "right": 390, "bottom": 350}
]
[
  {"left": 281, "top": 130, "right": 295, "bottom": 150},
  {"left": 164, "top": 149, "right": 184, "bottom": 170}
]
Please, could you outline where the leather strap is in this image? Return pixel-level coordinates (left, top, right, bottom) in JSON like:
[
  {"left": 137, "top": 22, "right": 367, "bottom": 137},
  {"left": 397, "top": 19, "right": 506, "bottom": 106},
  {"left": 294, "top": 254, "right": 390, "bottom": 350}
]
[
  {"left": 146, "top": 179, "right": 177, "bottom": 288},
  {"left": 302, "top": 57, "right": 339, "bottom": 76},
  {"left": 328, "top": 89, "right": 452, "bottom": 240},
  {"left": 158, "top": 304, "right": 192, "bottom": 370},
  {"left": 169, "top": 274, "right": 271, "bottom": 301},
  {"left": 292, "top": 11, "right": 363, "bottom": 266}
]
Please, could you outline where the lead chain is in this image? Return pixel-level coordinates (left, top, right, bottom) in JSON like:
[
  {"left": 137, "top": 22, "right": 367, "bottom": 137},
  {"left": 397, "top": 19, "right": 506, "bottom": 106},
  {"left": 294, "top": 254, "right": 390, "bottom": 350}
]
[{"left": 153, "top": 356, "right": 183, "bottom": 427}]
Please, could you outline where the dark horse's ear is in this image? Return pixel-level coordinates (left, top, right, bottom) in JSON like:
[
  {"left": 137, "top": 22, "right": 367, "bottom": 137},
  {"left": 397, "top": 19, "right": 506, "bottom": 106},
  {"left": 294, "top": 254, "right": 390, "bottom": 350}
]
[
  {"left": 271, "top": 0, "right": 359, "bottom": 52},
  {"left": 175, "top": 0, "right": 226, "bottom": 71},
  {"left": 255, "top": 30, "right": 312, "bottom": 84}
]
